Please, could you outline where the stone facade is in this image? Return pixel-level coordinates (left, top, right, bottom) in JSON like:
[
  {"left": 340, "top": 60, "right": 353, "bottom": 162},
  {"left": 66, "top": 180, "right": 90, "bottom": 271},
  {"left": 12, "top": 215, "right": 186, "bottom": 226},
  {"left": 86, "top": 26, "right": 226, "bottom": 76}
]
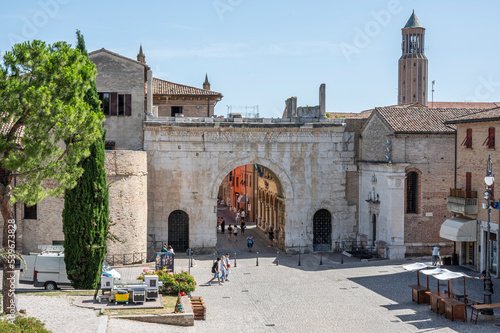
[
  {"left": 144, "top": 119, "right": 357, "bottom": 253},
  {"left": 5, "top": 151, "right": 148, "bottom": 258},
  {"left": 89, "top": 49, "right": 147, "bottom": 150},
  {"left": 105, "top": 150, "right": 148, "bottom": 260}
]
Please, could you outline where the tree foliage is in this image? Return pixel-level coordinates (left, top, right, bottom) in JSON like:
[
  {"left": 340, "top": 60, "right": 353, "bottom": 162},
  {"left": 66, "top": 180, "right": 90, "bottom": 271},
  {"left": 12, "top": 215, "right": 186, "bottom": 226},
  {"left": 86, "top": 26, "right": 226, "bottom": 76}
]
[
  {"left": 62, "top": 31, "right": 109, "bottom": 289},
  {"left": 0, "top": 39, "right": 103, "bottom": 312}
]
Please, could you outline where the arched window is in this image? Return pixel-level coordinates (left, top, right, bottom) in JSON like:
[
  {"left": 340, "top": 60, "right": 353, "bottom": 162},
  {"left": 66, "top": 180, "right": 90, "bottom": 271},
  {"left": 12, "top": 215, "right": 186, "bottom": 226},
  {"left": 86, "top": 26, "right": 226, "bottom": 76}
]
[{"left": 407, "top": 172, "right": 418, "bottom": 213}]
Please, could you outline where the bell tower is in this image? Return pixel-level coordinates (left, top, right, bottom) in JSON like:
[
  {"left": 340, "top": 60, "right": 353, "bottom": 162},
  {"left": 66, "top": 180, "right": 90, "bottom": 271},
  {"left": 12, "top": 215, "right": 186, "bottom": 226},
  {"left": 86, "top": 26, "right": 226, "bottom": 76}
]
[{"left": 398, "top": 11, "right": 427, "bottom": 106}]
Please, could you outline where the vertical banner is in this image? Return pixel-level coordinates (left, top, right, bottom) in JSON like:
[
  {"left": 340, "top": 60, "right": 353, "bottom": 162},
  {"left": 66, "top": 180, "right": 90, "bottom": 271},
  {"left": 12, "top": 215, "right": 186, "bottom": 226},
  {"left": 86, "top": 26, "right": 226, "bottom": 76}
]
[{"left": 155, "top": 252, "right": 174, "bottom": 271}]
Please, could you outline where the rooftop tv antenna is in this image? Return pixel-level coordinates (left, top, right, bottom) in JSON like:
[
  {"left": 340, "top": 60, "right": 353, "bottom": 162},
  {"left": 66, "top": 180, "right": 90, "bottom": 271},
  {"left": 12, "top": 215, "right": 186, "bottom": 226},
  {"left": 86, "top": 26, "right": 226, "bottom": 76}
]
[{"left": 431, "top": 80, "right": 435, "bottom": 107}]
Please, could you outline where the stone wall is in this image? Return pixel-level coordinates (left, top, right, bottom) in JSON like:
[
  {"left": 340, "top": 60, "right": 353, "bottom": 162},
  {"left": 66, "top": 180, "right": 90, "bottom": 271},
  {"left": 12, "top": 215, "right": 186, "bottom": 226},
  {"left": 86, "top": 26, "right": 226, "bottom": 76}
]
[
  {"left": 144, "top": 121, "right": 356, "bottom": 253},
  {"left": 105, "top": 150, "right": 148, "bottom": 259},
  {"left": 90, "top": 51, "right": 146, "bottom": 150},
  {"left": 154, "top": 98, "right": 219, "bottom": 118},
  {"left": 359, "top": 113, "right": 392, "bottom": 162}
]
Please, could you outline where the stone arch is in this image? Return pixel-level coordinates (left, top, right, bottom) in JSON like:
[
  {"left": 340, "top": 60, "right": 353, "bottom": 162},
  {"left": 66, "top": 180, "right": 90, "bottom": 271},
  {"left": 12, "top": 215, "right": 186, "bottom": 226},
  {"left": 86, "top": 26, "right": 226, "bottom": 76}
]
[
  {"left": 209, "top": 156, "right": 294, "bottom": 200},
  {"left": 405, "top": 167, "right": 422, "bottom": 214},
  {"left": 313, "top": 209, "right": 332, "bottom": 251},
  {"left": 168, "top": 210, "right": 189, "bottom": 252}
]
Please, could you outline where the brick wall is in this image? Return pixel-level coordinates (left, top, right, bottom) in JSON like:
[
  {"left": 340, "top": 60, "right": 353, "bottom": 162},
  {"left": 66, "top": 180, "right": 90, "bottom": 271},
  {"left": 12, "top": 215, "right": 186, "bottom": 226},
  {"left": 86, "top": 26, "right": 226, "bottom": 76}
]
[{"left": 155, "top": 98, "right": 219, "bottom": 117}]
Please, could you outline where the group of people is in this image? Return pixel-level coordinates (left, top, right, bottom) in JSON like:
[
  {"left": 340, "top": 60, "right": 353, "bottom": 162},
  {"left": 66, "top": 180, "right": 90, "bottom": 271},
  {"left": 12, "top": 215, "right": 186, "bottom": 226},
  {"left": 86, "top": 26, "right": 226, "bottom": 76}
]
[
  {"left": 161, "top": 245, "right": 175, "bottom": 254},
  {"left": 208, "top": 253, "right": 231, "bottom": 285},
  {"left": 217, "top": 209, "right": 247, "bottom": 241}
]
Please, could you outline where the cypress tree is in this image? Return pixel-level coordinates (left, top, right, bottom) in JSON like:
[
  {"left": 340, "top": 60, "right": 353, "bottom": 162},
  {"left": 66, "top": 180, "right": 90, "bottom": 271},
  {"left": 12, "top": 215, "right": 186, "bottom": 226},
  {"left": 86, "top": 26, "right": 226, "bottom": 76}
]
[{"left": 62, "top": 30, "right": 109, "bottom": 289}]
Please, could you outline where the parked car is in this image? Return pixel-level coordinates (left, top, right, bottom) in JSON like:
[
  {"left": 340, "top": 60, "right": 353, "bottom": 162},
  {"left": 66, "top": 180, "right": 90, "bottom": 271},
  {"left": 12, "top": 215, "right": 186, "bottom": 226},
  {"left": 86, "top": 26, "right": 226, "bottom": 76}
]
[{"left": 22, "top": 251, "right": 121, "bottom": 290}]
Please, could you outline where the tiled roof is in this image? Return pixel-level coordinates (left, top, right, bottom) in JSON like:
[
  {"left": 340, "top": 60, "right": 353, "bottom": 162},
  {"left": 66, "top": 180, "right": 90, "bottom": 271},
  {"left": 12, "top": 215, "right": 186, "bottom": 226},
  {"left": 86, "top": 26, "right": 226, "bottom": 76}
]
[
  {"left": 153, "top": 77, "right": 222, "bottom": 98},
  {"left": 375, "top": 107, "right": 483, "bottom": 133},
  {"left": 404, "top": 11, "right": 424, "bottom": 29},
  {"left": 88, "top": 48, "right": 148, "bottom": 68},
  {"left": 445, "top": 107, "right": 500, "bottom": 124},
  {"left": 327, "top": 110, "right": 372, "bottom": 119},
  {"left": 1, "top": 122, "right": 24, "bottom": 145},
  {"left": 430, "top": 101, "right": 500, "bottom": 109}
]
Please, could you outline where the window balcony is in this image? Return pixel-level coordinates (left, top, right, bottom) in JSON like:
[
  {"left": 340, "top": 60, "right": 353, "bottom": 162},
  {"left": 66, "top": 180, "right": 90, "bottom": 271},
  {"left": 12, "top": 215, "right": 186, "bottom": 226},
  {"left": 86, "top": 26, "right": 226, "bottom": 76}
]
[{"left": 447, "top": 189, "right": 478, "bottom": 216}]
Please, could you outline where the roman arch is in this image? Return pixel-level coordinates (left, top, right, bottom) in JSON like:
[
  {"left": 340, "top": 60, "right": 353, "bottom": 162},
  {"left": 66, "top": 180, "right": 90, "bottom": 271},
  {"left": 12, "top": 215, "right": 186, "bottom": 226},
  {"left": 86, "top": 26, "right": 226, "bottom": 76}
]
[{"left": 144, "top": 117, "right": 357, "bottom": 254}]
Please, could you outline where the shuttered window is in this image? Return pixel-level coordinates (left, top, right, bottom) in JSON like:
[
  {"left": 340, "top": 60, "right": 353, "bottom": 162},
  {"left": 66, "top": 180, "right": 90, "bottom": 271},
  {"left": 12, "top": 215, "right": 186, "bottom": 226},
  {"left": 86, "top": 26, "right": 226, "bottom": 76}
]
[
  {"left": 98, "top": 92, "right": 132, "bottom": 116},
  {"left": 466, "top": 172, "right": 472, "bottom": 192},
  {"left": 462, "top": 128, "right": 472, "bottom": 148},
  {"left": 483, "top": 127, "right": 495, "bottom": 148}
]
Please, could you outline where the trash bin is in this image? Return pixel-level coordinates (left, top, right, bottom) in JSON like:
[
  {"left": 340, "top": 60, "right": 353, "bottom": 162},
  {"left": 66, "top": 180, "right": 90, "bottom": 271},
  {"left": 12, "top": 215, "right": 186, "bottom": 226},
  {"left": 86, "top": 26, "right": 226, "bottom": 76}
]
[{"left": 442, "top": 256, "right": 452, "bottom": 266}]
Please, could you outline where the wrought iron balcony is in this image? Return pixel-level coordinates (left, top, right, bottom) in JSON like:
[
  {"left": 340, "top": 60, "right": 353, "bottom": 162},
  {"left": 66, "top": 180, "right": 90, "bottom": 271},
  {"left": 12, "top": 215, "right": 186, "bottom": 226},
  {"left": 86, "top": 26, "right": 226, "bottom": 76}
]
[{"left": 447, "top": 188, "right": 478, "bottom": 216}]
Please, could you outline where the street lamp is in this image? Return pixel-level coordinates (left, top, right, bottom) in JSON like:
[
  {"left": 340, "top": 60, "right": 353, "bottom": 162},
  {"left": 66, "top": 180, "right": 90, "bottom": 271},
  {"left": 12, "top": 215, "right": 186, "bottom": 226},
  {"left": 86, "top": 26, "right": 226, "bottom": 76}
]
[{"left": 482, "top": 154, "right": 494, "bottom": 315}]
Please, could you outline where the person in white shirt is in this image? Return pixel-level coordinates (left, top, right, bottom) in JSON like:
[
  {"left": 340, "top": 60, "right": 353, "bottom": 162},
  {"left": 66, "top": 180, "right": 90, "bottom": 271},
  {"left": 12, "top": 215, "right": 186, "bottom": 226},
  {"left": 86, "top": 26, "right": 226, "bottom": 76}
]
[
  {"left": 432, "top": 246, "right": 440, "bottom": 266},
  {"left": 233, "top": 225, "right": 238, "bottom": 241},
  {"left": 224, "top": 253, "right": 231, "bottom": 281}
]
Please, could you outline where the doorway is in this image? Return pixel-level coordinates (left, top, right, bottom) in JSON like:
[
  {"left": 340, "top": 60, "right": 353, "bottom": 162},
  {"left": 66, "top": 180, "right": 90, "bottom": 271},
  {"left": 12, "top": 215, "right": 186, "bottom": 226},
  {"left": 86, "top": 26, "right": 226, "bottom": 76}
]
[
  {"left": 168, "top": 210, "right": 189, "bottom": 252},
  {"left": 313, "top": 209, "right": 332, "bottom": 251}
]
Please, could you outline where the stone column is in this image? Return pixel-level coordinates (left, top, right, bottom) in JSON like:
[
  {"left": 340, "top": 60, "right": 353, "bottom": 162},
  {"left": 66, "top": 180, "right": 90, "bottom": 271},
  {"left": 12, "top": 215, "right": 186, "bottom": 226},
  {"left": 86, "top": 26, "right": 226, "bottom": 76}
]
[
  {"left": 147, "top": 70, "right": 153, "bottom": 115},
  {"left": 319, "top": 83, "right": 326, "bottom": 118}
]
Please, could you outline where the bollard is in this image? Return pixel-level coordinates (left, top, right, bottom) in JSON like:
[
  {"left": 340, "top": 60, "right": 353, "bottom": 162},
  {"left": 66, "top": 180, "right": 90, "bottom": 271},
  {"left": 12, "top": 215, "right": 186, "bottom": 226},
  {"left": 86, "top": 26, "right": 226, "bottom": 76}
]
[
  {"left": 276, "top": 251, "right": 279, "bottom": 266},
  {"left": 341, "top": 252, "right": 344, "bottom": 264},
  {"left": 298, "top": 251, "right": 301, "bottom": 267},
  {"left": 256, "top": 252, "right": 259, "bottom": 266},
  {"left": 234, "top": 252, "right": 237, "bottom": 268},
  {"left": 320, "top": 253, "right": 323, "bottom": 266}
]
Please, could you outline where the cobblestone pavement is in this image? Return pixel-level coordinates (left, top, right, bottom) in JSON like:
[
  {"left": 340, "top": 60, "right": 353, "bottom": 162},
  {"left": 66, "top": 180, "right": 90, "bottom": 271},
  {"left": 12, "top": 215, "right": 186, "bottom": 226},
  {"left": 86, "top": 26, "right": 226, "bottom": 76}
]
[{"left": 7, "top": 206, "right": 500, "bottom": 332}]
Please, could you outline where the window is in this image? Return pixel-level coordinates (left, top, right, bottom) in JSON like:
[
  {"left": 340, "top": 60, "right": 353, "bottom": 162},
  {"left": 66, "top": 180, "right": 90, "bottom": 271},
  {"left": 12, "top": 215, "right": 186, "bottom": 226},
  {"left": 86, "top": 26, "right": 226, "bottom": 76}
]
[
  {"left": 105, "top": 140, "right": 116, "bottom": 150},
  {"left": 483, "top": 127, "right": 495, "bottom": 148},
  {"left": 466, "top": 172, "right": 472, "bottom": 192},
  {"left": 406, "top": 172, "right": 418, "bottom": 213},
  {"left": 462, "top": 128, "right": 472, "bottom": 148},
  {"left": 171, "top": 106, "right": 183, "bottom": 117},
  {"left": 98, "top": 92, "right": 131, "bottom": 116},
  {"left": 24, "top": 204, "right": 37, "bottom": 219}
]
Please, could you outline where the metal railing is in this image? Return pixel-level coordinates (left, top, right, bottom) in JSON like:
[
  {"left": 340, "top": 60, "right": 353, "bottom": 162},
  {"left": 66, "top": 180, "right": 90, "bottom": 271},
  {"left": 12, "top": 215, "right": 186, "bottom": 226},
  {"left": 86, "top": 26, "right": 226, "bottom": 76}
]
[
  {"left": 449, "top": 188, "right": 477, "bottom": 198},
  {"left": 334, "top": 241, "right": 380, "bottom": 259},
  {"left": 105, "top": 252, "right": 147, "bottom": 266}
]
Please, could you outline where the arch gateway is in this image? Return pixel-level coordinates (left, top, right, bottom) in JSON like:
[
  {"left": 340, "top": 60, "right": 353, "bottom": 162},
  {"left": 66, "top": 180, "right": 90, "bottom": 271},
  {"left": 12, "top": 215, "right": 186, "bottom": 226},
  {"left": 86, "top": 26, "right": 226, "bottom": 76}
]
[{"left": 144, "top": 117, "right": 357, "bottom": 254}]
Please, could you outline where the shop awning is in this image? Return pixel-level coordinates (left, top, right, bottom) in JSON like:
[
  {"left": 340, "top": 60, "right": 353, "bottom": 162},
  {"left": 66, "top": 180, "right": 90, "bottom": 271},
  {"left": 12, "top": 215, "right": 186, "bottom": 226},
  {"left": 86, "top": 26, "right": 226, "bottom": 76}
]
[{"left": 439, "top": 217, "right": 476, "bottom": 242}]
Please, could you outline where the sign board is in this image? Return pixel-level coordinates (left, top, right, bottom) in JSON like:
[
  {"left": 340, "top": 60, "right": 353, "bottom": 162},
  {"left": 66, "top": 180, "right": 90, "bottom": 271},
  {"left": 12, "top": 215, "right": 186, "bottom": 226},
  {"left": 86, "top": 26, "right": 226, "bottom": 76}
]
[
  {"left": 491, "top": 202, "right": 500, "bottom": 209},
  {"left": 155, "top": 252, "right": 174, "bottom": 272}
]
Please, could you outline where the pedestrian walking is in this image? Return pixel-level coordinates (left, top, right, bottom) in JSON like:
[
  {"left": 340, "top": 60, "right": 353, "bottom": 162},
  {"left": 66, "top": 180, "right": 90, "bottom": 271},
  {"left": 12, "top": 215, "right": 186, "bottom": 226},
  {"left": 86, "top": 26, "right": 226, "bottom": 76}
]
[
  {"left": 268, "top": 228, "right": 274, "bottom": 247},
  {"left": 227, "top": 225, "right": 233, "bottom": 240},
  {"left": 225, "top": 253, "right": 231, "bottom": 281},
  {"left": 221, "top": 218, "right": 225, "bottom": 234},
  {"left": 235, "top": 211, "right": 241, "bottom": 225},
  {"left": 234, "top": 225, "right": 238, "bottom": 241},
  {"left": 220, "top": 255, "right": 227, "bottom": 282},
  {"left": 217, "top": 216, "right": 221, "bottom": 232},
  {"left": 167, "top": 245, "right": 175, "bottom": 255},
  {"left": 247, "top": 234, "right": 254, "bottom": 252},
  {"left": 161, "top": 245, "right": 168, "bottom": 252},
  {"left": 208, "top": 258, "right": 222, "bottom": 285},
  {"left": 240, "top": 218, "right": 246, "bottom": 234},
  {"left": 432, "top": 246, "right": 440, "bottom": 266},
  {"left": 241, "top": 210, "right": 245, "bottom": 220}
]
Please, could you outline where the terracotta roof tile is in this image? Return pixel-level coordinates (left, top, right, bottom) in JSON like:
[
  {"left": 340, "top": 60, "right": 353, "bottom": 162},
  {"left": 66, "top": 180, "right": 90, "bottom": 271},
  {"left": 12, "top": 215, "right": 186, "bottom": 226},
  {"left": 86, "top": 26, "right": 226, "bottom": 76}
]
[
  {"left": 430, "top": 101, "right": 500, "bottom": 109},
  {"left": 153, "top": 77, "right": 222, "bottom": 98},
  {"left": 376, "top": 107, "right": 483, "bottom": 133},
  {"left": 445, "top": 107, "right": 500, "bottom": 123}
]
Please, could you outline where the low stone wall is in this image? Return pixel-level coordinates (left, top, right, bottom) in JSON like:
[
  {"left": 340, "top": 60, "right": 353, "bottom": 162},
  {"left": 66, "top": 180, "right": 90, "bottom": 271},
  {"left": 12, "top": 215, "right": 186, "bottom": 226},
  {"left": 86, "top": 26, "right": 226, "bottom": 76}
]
[{"left": 113, "top": 296, "right": 194, "bottom": 326}]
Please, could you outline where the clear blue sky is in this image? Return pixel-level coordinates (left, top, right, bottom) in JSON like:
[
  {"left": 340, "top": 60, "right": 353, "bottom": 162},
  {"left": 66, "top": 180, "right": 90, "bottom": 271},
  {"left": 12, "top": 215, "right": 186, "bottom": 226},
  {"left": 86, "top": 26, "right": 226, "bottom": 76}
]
[{"left": 1, "top": 0, "right": 499, "bottom": 117}]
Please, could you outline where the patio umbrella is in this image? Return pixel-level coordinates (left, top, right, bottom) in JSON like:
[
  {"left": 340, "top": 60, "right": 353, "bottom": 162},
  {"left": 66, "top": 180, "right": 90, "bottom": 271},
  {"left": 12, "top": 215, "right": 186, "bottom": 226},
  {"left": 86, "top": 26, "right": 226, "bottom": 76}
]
[
  {"left": 422, "top": 268, "right": 452, "bottom": 292},
  {"left": 403, "top": 262, "right": 436, "bottom": 288},
  {"left": 433, "top": 271, "right": 471, "bottom": 302}
]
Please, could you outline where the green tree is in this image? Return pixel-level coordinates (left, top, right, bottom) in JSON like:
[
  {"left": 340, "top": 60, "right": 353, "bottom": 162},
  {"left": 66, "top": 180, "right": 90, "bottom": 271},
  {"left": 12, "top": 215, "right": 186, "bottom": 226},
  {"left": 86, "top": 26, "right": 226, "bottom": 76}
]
[
  {"left": 62, "top": 30, "right": 110, "bottom": 289},
  {"left": 0, "top": 40, "right": 103, "bottom": 313}
]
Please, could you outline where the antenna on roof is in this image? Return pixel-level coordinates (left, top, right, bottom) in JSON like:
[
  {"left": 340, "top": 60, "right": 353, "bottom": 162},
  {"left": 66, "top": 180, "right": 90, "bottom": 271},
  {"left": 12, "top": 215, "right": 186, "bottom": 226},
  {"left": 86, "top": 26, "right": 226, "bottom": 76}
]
[{"left": 431, "top": 80, "right": 435, "bottom": 107}]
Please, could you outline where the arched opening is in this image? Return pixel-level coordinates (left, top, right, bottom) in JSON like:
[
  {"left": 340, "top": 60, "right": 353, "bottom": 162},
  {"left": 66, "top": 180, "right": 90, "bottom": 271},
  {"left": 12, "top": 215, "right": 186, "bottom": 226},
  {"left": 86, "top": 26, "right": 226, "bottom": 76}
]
[
  {"left": 217, "top": 164, "right": 286, "bottom": 251},
  {"left": 313, "top": 209, "right": 332, "bottom": 251},
  {"left": 372, "top": 214, "right": 377, "bottom": 246},
  {"left": 168, "top": 210, "right": 189, "bottom": 252},
  {"left": 406, "top": 171, "right": 419, "bottom": 213}
]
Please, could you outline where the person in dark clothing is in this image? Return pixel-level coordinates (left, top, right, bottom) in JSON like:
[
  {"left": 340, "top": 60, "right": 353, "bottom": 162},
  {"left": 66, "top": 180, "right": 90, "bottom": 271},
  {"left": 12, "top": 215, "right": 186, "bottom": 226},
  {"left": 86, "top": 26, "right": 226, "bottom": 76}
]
[
  {"left": 220, "top": 218, "right": 225, "bottom": 234},
  {"left": 240, "top": 218, "right": 246, "bottom": 234}
]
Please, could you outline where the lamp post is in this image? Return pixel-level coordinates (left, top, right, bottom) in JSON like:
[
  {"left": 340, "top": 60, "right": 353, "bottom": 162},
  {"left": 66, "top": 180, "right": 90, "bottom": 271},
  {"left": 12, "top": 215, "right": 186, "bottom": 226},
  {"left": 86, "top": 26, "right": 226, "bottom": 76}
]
[{"left": 482, "top": 154, "right": 494, "bottom": 315}]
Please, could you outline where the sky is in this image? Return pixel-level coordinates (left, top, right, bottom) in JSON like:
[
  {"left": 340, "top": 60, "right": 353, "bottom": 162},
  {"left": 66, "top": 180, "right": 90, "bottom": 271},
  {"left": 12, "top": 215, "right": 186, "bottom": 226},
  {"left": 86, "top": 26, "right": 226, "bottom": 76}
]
[{"left": 1, "top": 0, "right": 500, "bottom": 118}]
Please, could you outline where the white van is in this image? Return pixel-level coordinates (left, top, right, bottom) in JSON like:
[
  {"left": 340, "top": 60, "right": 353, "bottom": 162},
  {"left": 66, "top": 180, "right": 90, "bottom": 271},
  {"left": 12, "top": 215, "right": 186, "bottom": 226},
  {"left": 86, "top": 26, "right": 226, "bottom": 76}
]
[{"left": 22, "top": 245, "right": 121, "bottom": 290}]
